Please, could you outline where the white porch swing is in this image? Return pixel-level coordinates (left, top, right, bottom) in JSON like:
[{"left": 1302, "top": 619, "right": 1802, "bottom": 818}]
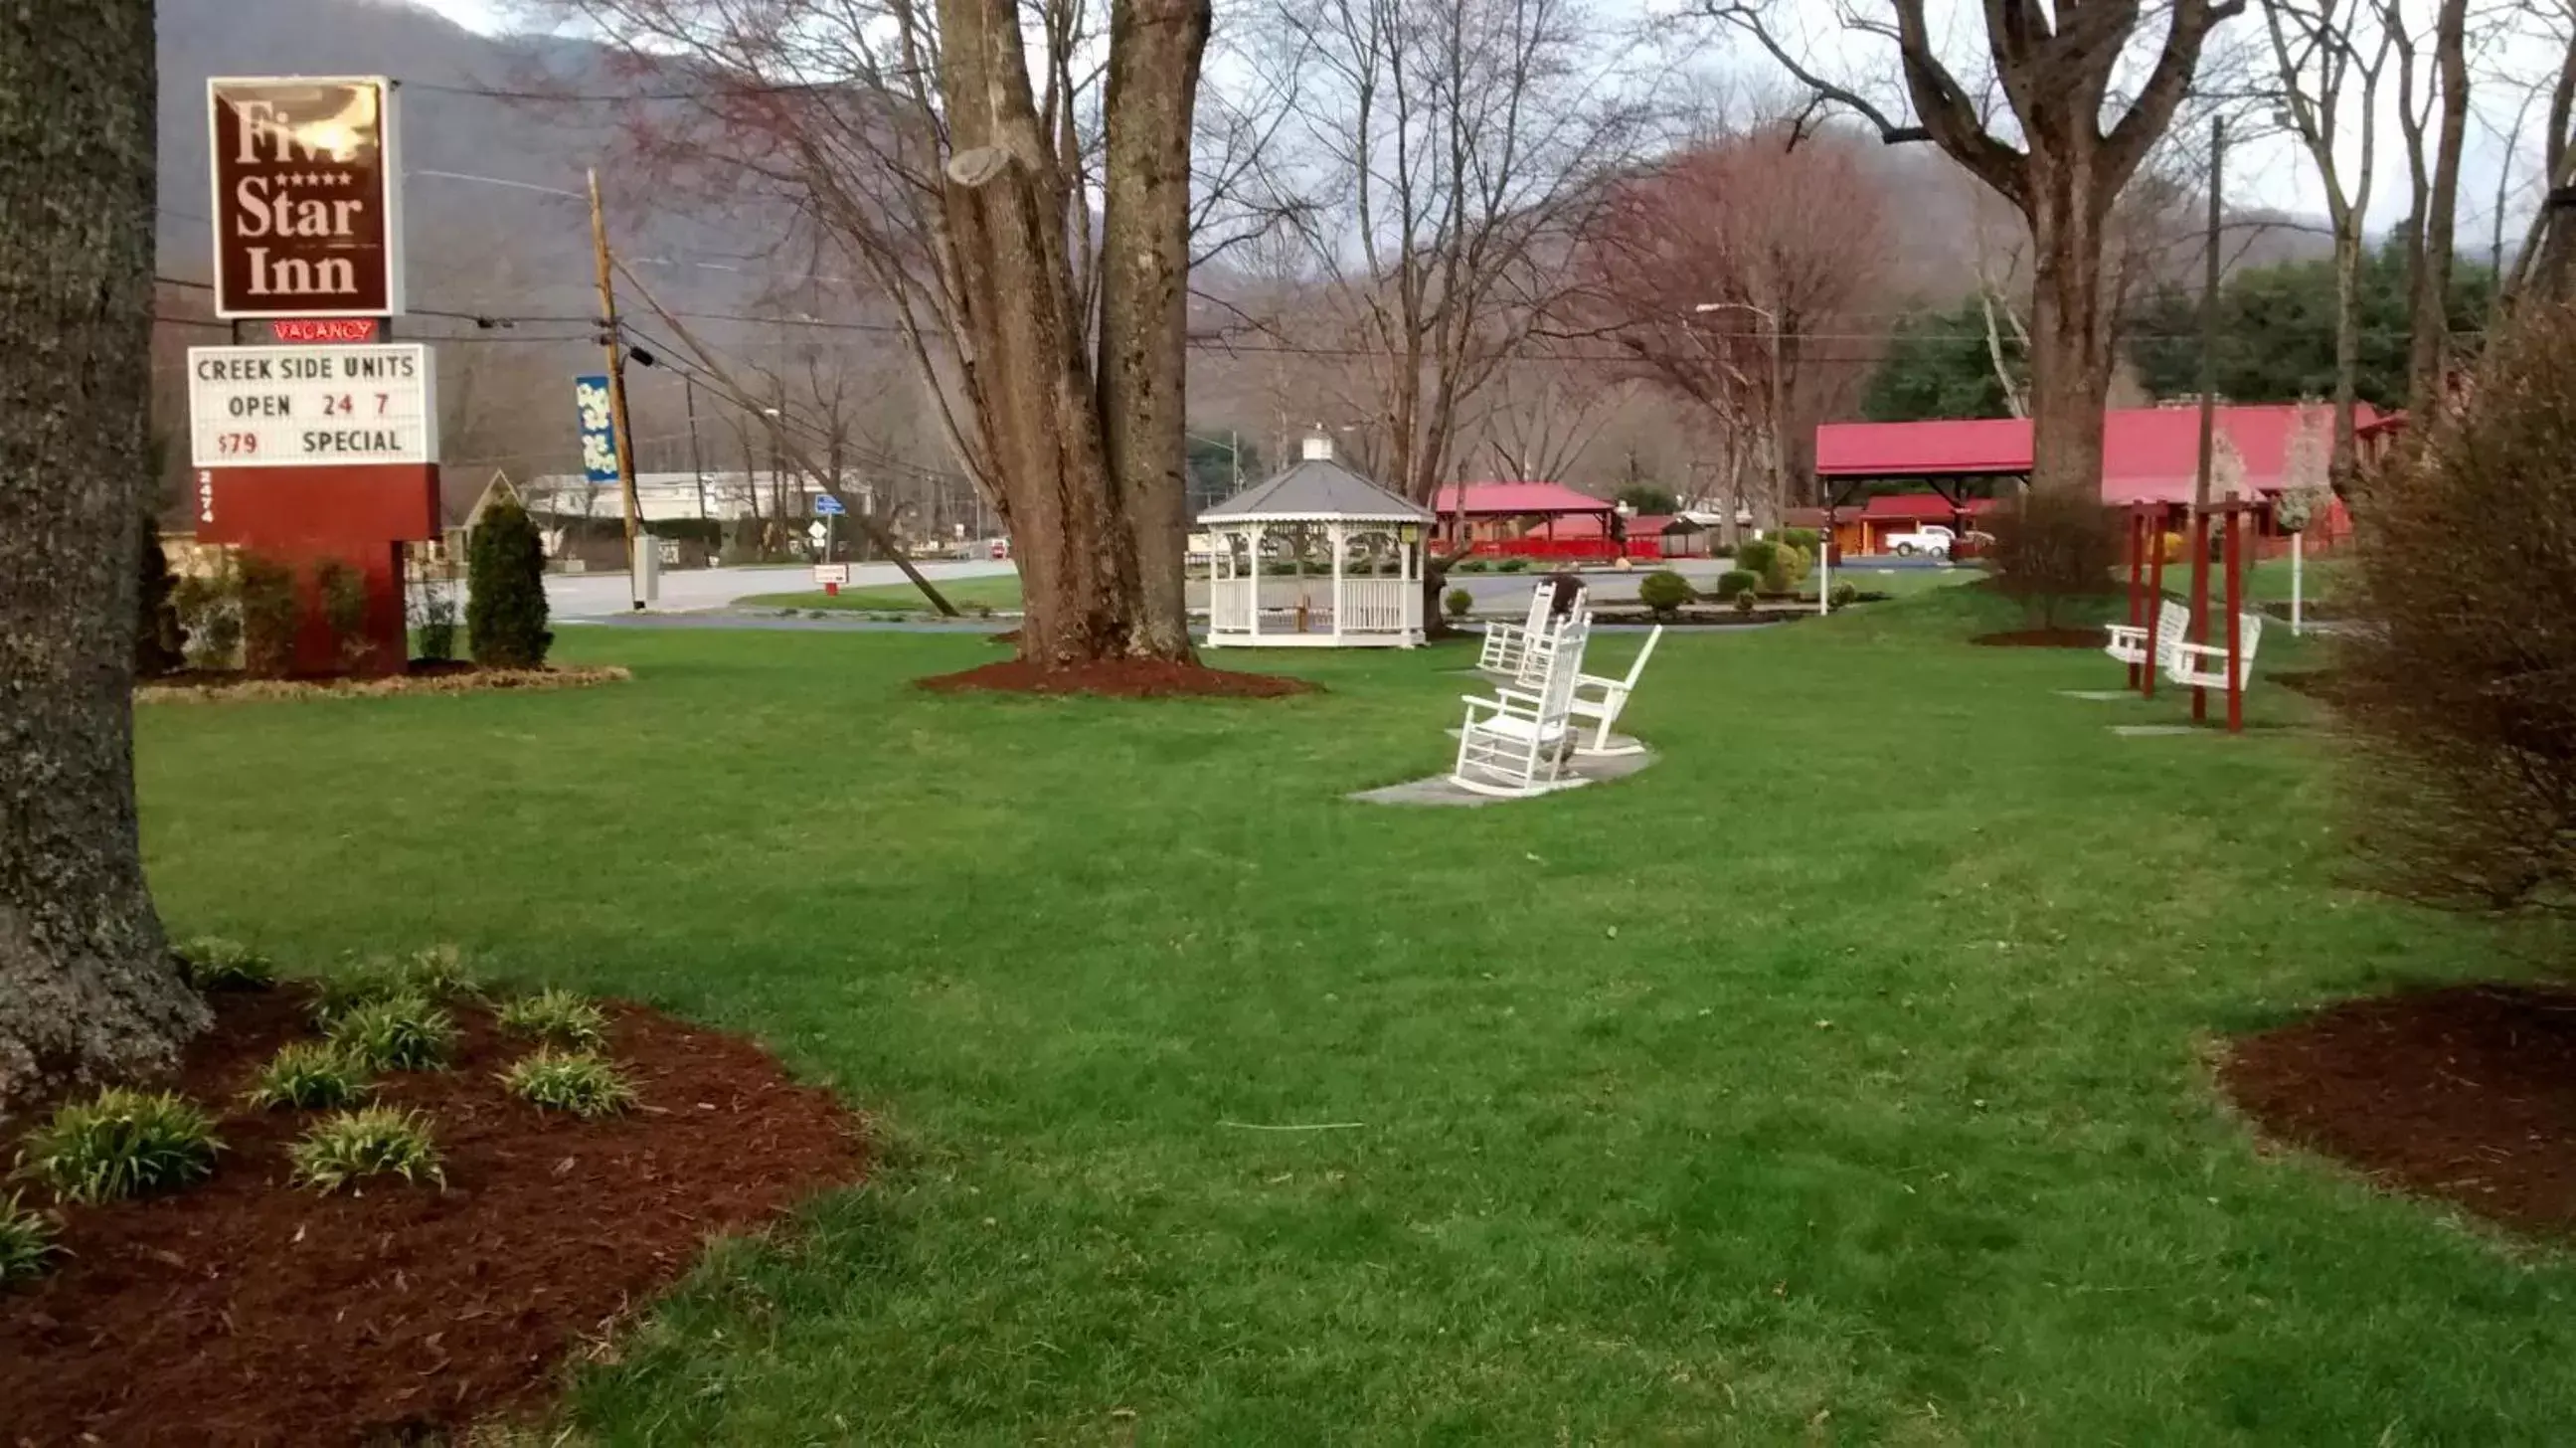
[{"left": 1199, "top": 437, "right": 1433, "bottom": 648}]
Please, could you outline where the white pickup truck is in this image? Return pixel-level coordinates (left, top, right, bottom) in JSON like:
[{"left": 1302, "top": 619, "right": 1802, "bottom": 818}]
[{"left": 1885, "top": 524, "right": 1956, "bottom": 558}]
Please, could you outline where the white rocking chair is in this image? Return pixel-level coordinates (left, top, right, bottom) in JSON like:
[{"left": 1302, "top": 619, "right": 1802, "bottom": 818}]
[
  {"left": 1568, "top": 625, "right": 1661, "bottom": 757},
  {"left": 1452, "top": 615, "right": 1592, "bottom": 798},
  {"left": 2105, "top": 597, "right": 2190, "bottom": 675},
  {"left": 2164, "top": 611, "right": 2265, "bottom": 691},
  {"left": 1478, "top": 581, "right": 1588, "bottom": 682}
]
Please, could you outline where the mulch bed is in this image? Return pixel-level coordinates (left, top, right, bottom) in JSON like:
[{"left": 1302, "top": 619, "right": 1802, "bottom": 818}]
[
  {"left": 137, "top": 664, "right": 630, "bottom": 704},
  {"left": 1970, "top": 628, "right": 2107, "bottom": 648},
  {"left": 0, "top": 987, "right": 863, "bottom": 1446},
  {"left": 919, "top": 657, "right": 1317, "bottom": 698},
  {"left": 2219, "top": 984, "right": 2576, "bottom": 1237}
]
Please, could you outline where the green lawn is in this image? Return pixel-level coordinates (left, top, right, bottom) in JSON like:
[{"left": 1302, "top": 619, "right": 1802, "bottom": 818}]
[
  {"left": 741, "top": 573, "right": 1025, "bottom": 613},
  {"left": 134, "top": 588, "right": 2576, "bottom": 1443}
]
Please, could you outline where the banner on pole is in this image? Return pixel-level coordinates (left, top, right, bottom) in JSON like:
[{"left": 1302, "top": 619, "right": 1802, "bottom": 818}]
[{"left": 574, "top": 375, "right": 619, "bottom": 484}]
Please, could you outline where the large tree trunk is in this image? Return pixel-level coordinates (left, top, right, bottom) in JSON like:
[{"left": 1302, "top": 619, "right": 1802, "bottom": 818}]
[
  {"left": 937, "top": 0, "right": 1198, "bottom": 669},
  {"left": 0, "top": 2, "right": 209, "bottom": 1112},
  {"left": 2022, "top": 162, "right": 2117, "bottom": 498},
  {"left": 2329, "top": 220, "right": 2364, "bottom": 484},
  {"left": 1097, "top": 0, "right": 1211, "bottom": 662},
  {"left": 2406, "top": 0, "right": 2469, "bottom": 411}
]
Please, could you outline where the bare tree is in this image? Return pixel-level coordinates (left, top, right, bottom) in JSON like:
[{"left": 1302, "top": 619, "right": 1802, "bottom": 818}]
[
  {"left": 0, "top": 3, "right": 209, "bottom": 1109},
  {"left": 1253, "top": 0, "right": 1651, "bottom": 503},
  {"left": 1713, "top": 0, "right": 2245, "bottom": 497},
  {"left": 2502, "top": 0, "right": 2576, "bottom": 304},
  {"left": 2262, "top": 0, "right": 2393, "bottom": 482},
  {"left": 552, "top": 0, "right": 1212, "bottom": 667},
  {"left": 2385, "top": 0, "right": 2472, "bottom": 408},
  {"left": 1568, "top": 125, "right": 1892, "bottom": 513}
]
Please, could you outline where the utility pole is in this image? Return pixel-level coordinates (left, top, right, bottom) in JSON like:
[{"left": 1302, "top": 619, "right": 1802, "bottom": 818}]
[
  {"left": 2188, "top": 116, "right": 2225, "bottom": 720},
  {"left": 587, "top": 167, "right": 645, "bottom": 609},
  {"left": 685, "top": 374, "right": 709, "bottom": 522}
]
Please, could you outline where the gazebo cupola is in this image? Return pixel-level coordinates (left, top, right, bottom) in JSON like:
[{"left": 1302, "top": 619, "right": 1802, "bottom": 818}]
[{"left": 1197, "top": 436, "right": 1433, "bottom": 648}]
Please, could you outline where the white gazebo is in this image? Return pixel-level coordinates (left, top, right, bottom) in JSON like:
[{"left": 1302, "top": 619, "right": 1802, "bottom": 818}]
[{"left": 1200, "top": 438, "right": 1433, "bottom": 648}]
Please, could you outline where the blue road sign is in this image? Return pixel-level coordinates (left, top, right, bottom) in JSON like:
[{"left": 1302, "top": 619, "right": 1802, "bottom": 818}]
[{"left": 813, "top": 493, "right": 847, "bottom": 516}]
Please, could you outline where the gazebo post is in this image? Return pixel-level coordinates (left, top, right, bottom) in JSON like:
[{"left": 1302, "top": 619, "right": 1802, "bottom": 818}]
[
  {"left": 1328, "top": 521, "right": 1346, "bottom": 644},
  {"left": 1246, "top": 523, "right": 1262, "bottom": 640}
]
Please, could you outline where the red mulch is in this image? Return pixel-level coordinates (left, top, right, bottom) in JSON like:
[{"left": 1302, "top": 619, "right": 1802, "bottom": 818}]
[
  {"left": 918, "top": 657, "right": 1317, "bottom": 698},
  {"left": 1970, "top": 628, "right": 2107, "bottom": 648},
  {"left": 2219, "top": 984, "right": 2576, "bottom": 1237},
  {"left": 0, "top": 987, "right": 863, "bottom": 1446}
]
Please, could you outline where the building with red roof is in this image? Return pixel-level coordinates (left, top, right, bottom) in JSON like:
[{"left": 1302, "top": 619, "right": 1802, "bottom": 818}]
[
  {"left": 1808, "top": 403, "right": 2375, "bottom": 555},
  {"left": 1429, "top": 481, "right": 1623, "bottom": 559}
]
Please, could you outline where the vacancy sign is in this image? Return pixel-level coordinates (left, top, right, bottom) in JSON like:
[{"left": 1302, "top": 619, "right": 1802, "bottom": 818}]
[
  {"left": 209, "top": 77, "right": 405, "bottom": 317},
  {"left": 188, "top": 344, "right": 437, "bottom": 467}
]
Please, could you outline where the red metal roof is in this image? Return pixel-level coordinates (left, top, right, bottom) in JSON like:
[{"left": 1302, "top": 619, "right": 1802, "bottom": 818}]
[
  {"left": 1814, "top": 404, "right": 2381, "bottom": 503},
  {"left": 1431, "top": 481, "right": 1618, "bottom": 516}
]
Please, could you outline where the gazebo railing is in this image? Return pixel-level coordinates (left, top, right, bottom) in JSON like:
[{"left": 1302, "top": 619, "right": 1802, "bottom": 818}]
[{"left": 1341, "top": 576, "right": 1410, "bottom": 632}]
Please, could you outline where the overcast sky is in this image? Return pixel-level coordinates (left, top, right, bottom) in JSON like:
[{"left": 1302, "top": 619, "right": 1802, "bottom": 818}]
[{"left": 410, "top": 0, "right": 2551, "bottom": 250}]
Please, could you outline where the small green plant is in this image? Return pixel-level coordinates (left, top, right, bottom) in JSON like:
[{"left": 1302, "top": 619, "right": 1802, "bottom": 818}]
[
  {"left": 503, "top": 1049, "right": 638, "bottom": 1119},
  {"left": 495, "top": 989, "right": 607, "bottom": 1048},
  {"left": 0, "top": 1192, "right": 60, "bottom": 1286},
  {"left": 400, "top": 944, "right": 480, "bottom": 999},
  {"left": 173, "top": 558, "right": 243, "bottom": 670},
  {"left": 326, "top": 993, "right": 457, "bottom": 1072},
  {"left": 288, "top": 1108, "right": 445, "bottom": 1193},
  {"left": 1444, "top": 587, "right": 1473, "bottom": 621},
  {"left": 309, "top": 958, "right": 411, "bottom": 1024},
  {"left": 16, "top": 1089, "right": 222, "bottom": 1204},
  {"left": 245, "top": 1041, "right": 372, "bottom": 1110},
  {"left": 1778, "top": 527, "right": 1821, "bottom": 553},
  {"left": 1715, "top": 568, "right": 1761, "bottom": 599},
  {"left": 174, "top": 936, "right": 274, "bottom": 990},
  {"left": 1829, "top": 581, "right": 1859, "bottom": 609},
  {"left": 1453, "top": 558, "right": 1488, "bottom": 574},
  {"left": 1734, "top": 539, "right": 1780, "bottom": 584},
  {"left": 1734, "top": 589, "right": 1758, "bottom": 614},
  {"left": 237, "top": 551, "right": 301, "bottom": 677},
  {"left": 315, "top": 558, "right": 373, "bottom": 672},
  {"left": 1635, "top": 570, "right": 1694, "bottom": 620},
  {"left": 1495, "top": 557, "right": 1531, "bottom": 574}
]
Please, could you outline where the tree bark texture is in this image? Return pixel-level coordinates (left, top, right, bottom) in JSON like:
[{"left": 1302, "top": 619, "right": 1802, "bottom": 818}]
[
  {"left": 0, "top": 0, "right": 209, "bottom": 1113},
  {"left": 2406, "top": 0, "right": 2468, "bottom": 410},
  {"left": 934, "top": 0, "right": 1202, "bottom": 668}
]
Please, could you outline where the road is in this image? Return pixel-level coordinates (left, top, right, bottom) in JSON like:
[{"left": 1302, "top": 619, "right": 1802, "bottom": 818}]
[
  {"left": 546, "top": 560, "right": 1016, "bottom": 620},
  {"left": 547, "top": 554, "right": 1956, "bottom": 620}
]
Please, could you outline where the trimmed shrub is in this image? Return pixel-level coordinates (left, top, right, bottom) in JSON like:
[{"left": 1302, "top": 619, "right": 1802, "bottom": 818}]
[
  {"left": 1765, "top": 543, "right": 1812, "bottom": 595},
  {"left": 1987, "top": 490, "right": 2120, "bottom": 629},
  {"left": 1452, "top": 558, "right": 1488, "bottom": 574},
  {"left": 413, "top": 579, "right": 459, "bottom": 662},
  {"left": 326, "top": 993, "right": 457, "bottom": 1073},
  {"left": 1495, "top": 557, "right": 1531, "bottom": 574},
  {"left": 1778, "top": 527, "right": 1821, "bottom": 553},
  {"left": 173, "top": 561, "right": 244, "bottom": 671},
  {"left": 315, "top": 558, "right": 372, "bottom": 672},
  {"left": 289, "top": 1108, "right": 445, "bottom": 1193},
  {"left": 495, "top": 989, "right": 607, "bottom": 1049},
  {"left": 1715, "top": 568, "right": 1761, "bottom": 599},
  {"left": 17, "top": 1089, "right": 222, "bottom": 1204},
  {"left": 2341, "top": 303, "right": 2576, "bottom": 915},
  {"left": 174, "top": 936, "right": 274, "bottom": 991},
  {"left": 1733, "top": 588, "right": 1758, "bottom": 614},
  {"left": 0, "top": 1193, "right": 58, "bottom": 1286},
  {"left": 245, "top": 1042, "right": 372, "bottom": 1111},
  {"left": 1829, "top": 581, "right": 1860, "bottom": 609},
  {"left": 1444, "top": 587, "right": 1473, "bottom": 620},
  {"left": 503, "top": 1049, "right": 638, "bottom": 1119},
  {"left": 1735, "top": 539, "right": 1780, "bottom": 583},
  {"left": 237, "top": 552, "right": 300, "bottom": 677},
  {"left": 1635, "top": 569, "right": 1694, "bottom": 620},
  {"left": 467, "top": 497, "right": 553, "bottom": 668}
]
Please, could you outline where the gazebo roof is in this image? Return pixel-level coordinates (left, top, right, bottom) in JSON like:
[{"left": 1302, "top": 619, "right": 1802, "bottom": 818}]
[{"left": 1199, "top": 456, "right": 1433, "bottom": 524}]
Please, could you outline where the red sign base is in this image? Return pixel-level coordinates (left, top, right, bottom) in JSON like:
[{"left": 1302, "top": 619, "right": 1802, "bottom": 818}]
[{"left": 193, "top": 464, "right": 440, "bottom": 677}]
